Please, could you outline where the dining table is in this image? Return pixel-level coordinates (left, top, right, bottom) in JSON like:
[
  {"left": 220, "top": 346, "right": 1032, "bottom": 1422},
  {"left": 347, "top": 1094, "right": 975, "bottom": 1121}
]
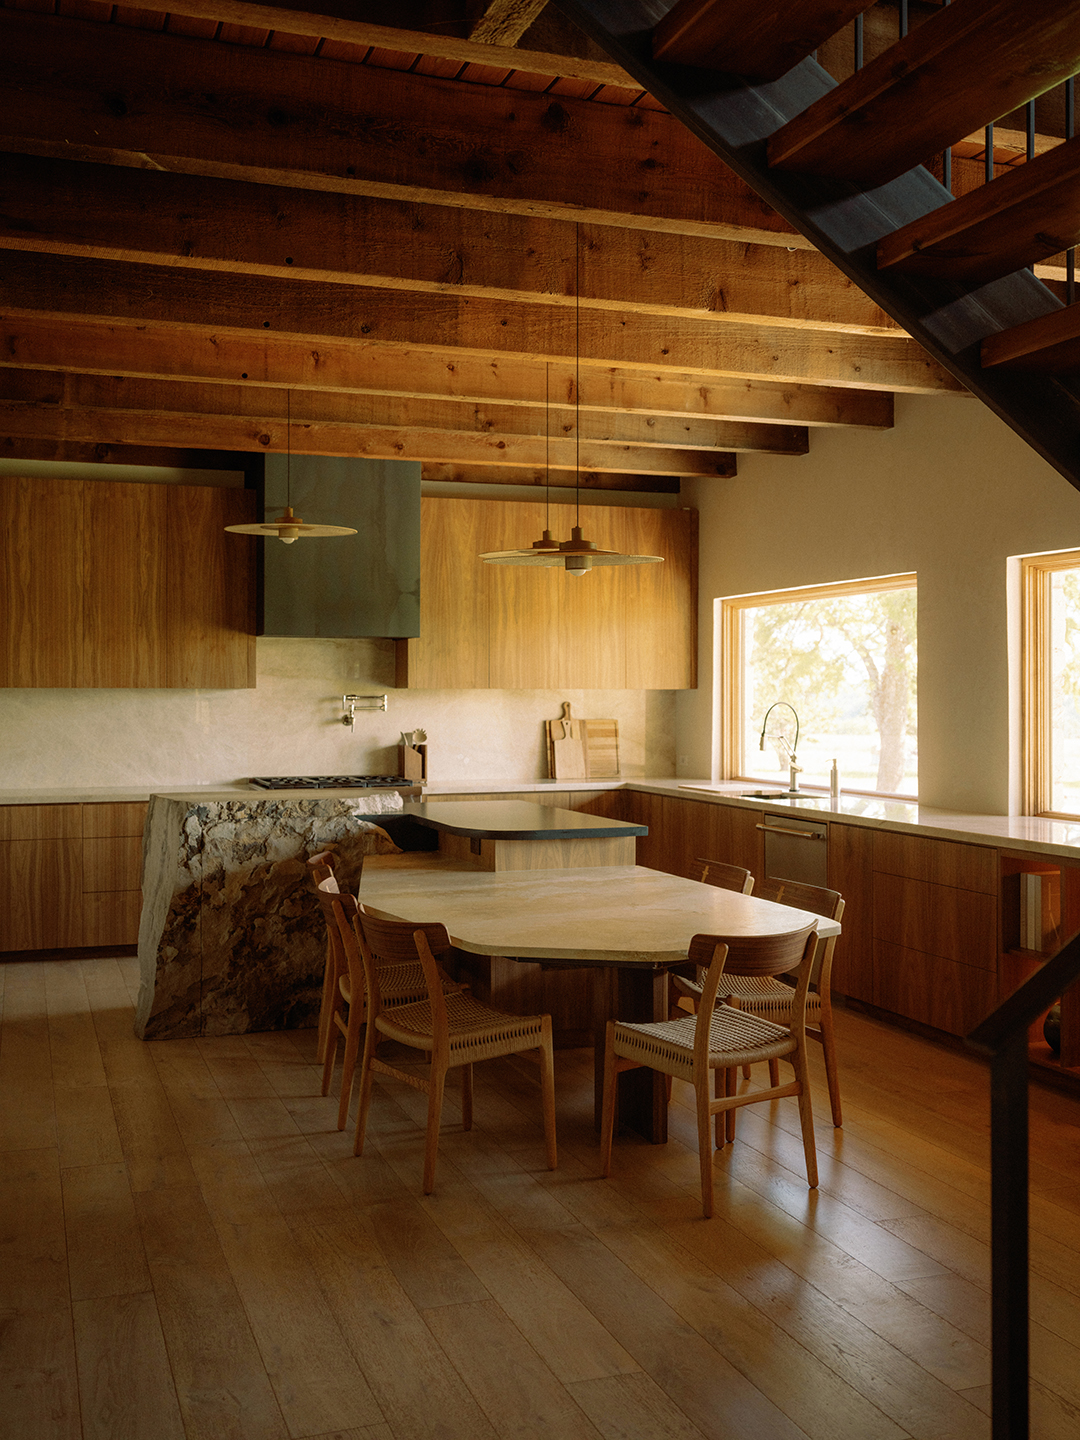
[{"left": 359, "top": 858, "right": 841, "bottom": 1143}]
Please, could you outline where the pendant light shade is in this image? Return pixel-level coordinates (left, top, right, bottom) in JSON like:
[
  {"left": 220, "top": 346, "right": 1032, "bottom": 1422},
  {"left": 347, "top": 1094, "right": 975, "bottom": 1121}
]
[
  {"left": 225, "top": 393, "right": 358, "bottom": 543},
  {"left": 480, "top": 225, "right": 662, "bottom": 574}
]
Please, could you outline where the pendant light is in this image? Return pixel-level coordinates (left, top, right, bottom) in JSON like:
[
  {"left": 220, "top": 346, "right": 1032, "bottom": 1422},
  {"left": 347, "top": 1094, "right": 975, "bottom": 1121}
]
[
  {"left": 225, "top": 392, "right": 358, "bottom": 543},
  {"left": 480, "top": 224, "right": 662, "bottom": 575}
]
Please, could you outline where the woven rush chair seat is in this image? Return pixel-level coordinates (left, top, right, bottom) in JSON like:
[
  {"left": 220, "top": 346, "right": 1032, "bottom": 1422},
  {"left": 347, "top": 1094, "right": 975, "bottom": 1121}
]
[
  {"left": 340, "top": 897, "right": 557, "bottom": 1194},
  {"left": 671, "top": 877, "right": 846, "bottom": 1128},
  {"left": 308, "top": 859, "right": 461, "bottom": 1131},
  {"left": 602, "top": 924, "right": 819, "bottom": 1218}
]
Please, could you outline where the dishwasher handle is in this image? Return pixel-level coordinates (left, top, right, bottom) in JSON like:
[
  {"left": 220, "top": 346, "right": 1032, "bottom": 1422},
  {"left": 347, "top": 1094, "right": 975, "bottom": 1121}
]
[{"left": 756, "top": 823, "right": 827, "bottom": 841}]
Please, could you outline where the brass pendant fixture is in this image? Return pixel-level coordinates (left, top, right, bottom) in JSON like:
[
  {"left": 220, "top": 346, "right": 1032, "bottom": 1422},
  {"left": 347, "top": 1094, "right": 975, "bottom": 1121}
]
[
  {"left": 480, "top": 224, "right": 662, "bottom": 575},
  {"left": 225, "top": 393, "right": 358, "bottom": 544}
]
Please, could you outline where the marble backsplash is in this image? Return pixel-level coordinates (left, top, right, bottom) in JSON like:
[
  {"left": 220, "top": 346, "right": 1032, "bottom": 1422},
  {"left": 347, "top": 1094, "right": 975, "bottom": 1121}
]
[{"left": 0, "top": 637, "right": 676, "bottom": 790}]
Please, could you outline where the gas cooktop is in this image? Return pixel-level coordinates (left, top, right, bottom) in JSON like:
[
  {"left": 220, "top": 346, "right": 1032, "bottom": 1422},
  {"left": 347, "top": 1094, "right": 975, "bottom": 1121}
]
[{"left": 249, "top": 775, "right": 416, "bottom": 790}]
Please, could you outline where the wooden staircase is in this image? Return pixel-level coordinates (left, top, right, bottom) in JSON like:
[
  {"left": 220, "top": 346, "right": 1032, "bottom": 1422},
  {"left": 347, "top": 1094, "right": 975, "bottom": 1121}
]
[{"left": 551, "top": 0, "right": 1080, "bottom": 492}]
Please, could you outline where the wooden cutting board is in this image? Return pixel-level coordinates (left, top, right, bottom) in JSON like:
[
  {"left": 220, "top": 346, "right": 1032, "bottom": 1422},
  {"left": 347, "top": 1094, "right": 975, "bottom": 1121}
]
[
  {"left": 547, "top": 702, "right": 587, "bottom": 780},
  {"left": 546, "top": 705, "right": 620, "bottom": 780}
]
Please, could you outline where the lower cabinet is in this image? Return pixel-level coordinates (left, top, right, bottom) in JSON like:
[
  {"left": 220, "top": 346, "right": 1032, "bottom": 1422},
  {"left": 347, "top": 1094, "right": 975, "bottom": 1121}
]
[
  {"left": 828, "top": 822, "right": 874, "bottom": 1003},
  {"left": 0, "top": 801, "right": 147, "bottom": 953}
]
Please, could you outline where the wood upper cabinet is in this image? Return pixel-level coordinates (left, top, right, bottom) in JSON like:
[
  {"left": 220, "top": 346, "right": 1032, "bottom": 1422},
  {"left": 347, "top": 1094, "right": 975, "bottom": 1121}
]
[
  {"left": 0, "top": 476, "right": 255, "bottom": 689},
  {"left": 397, "top": 497, "right": 697, "bottom": 690}
]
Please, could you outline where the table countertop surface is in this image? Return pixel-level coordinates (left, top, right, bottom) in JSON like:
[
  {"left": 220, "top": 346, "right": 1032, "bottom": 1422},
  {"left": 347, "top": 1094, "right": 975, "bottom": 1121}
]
[
  {"left": 401, "top": 799, "right": 646, "bottom": 840},
  {"left": 359, "top": 861, "right": 836, "bottom": 966}
]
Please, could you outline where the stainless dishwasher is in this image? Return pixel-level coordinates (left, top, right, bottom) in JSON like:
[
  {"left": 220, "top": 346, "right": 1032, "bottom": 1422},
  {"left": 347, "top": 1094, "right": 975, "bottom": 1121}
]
[{"left": 759, "top": 814, "right": 829, "bottom": 888}]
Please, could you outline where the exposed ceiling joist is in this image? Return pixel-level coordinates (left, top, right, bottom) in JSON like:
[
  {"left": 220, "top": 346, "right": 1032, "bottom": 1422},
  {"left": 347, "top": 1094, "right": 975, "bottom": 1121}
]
[{"left": 0, "top": 313, "right": 895, "bottom": 428}]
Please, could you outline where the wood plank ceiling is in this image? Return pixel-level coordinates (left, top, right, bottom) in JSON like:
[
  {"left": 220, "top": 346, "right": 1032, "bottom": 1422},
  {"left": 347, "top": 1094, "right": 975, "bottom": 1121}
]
[{"left": 0, "top": 0, "right": 985, "bottom": 495}]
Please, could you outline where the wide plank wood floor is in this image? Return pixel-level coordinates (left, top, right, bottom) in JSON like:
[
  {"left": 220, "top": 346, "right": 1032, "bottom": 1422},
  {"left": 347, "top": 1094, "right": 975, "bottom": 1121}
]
[{"left": 2, "top": 954, "right": 1080, "bottom": 1439}]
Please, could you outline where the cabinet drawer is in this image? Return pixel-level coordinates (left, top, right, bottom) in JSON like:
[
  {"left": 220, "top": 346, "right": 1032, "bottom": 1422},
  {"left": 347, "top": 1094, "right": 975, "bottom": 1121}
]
[
  {"left": 872, "top": 831, "right": 997, "bottom": 893},
  {"left": 874, "top": 940, "right": 998, "bottom": 1036},
  {"left": 872, "top": 872, "right": 997, "bottom": 970},
  {"left": 83, "top": 891, "right": 142, "bottom": 948},
  {"left": 0, "top": 804, "right": 82, "bottom": 841},
  {"left": 82, "top": 836, "right": 143, "bottom": 892},
  {"left": 82, "top": 802, "right": 148, "bottom": 838}
]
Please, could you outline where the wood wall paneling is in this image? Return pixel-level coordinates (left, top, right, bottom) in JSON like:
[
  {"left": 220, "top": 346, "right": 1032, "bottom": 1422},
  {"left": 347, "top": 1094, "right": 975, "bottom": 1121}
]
[
  {"left": 872, "top": 830, "right": 998, "bottom": 893},
  {"left": 0, "top": 476, "right": 82, "bottom": 687},
  {"left": 0, "top": 837, "right": 82, "bottom": 949},
  {"left": 872, "top": 872, "right": 998, "bottom": 971},
  {"left": 80, "top": 481, "right": 167, "bottom": 688},
  {"left": 873, "top": 939, "right": 999, "bottom": 1036},
  {"left": 828, "top": 820, "right": 874, "bottom": 1002},
  {"left": 165, "top": 485, "right": 256, "bottom": 689}
]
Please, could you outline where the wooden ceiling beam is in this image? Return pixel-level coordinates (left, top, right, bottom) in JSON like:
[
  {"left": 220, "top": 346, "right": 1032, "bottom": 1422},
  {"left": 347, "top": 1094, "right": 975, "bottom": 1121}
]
[
  {"left": 0, "top": 313, "right": 895, "bottom": 428},
  {"left": 0, "top": 398, "right": 735, "bottom": 477},
  {"left": 0, "top": 155, "right": 895, "bottom": 336},
  {"left": 2, "top": 369, "right": 805, "bottom": 455},
  {"left": 0, "top": 10, "right": 801, "bottom": 249},
  {"left": 419, "top": 464, "right": 679, "bottom": 492},
  {"left": 110, "top": 0, "right": 638, "bottom": 89},
  {"left": 2, "top": 254, "right": 955, "bottom": 393}
]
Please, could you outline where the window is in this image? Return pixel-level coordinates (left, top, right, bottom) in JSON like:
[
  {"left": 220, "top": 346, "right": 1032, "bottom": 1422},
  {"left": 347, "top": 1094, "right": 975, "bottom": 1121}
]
[
  {"left": 1022, "top": 549, "right": 1080, "bottom": 816},
  {"left": 719, "top": 575, "right": 918, "bottom": 798}
]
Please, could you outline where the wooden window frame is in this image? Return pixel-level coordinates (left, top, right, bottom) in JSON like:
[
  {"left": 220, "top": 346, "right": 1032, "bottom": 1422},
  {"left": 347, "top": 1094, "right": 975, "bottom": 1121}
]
[
  {"left": 1021, "top": 548, "right": 1080, "bottom": 817},
  {"left": 719, "top": 572, "right": 918, "bottom": 796}
]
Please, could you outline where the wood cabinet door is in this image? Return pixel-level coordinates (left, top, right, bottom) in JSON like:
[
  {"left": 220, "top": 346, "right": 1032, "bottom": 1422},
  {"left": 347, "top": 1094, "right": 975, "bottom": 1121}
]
[
  {"left": 80, "top": 481, "right": 167, "bottom": 688},
  {"left": 166, "top": 485, "right": 255, "bottom": 689},
  {"left": 0, "top": 837, "right": 82, "bottom": 950},
  {"left": 623, "top": 508, "right": 697, "bottom": 690},
  {"left": 0, "top": 476, "right": 82, "bottom": 687},
  {"left": 874, "top": 940, "right": 998, "bottom": 1036},
  {"left": 828, "top": 821, "right": 874, "bottom": 1002},
  {"left": 872, "top": 830, "right": 997, "bottom": 893},
  {"left": 551, "top": 502, "right": 627, "bottom": 689},
  {"left": 407, "top": 498, "right": 490, "bottom": 688},
  {"left": 486, "top": 502, "right": 563, "bottom": 689},
  {"left": 872, "top": 872, "right": 997, "bottom": 971}
]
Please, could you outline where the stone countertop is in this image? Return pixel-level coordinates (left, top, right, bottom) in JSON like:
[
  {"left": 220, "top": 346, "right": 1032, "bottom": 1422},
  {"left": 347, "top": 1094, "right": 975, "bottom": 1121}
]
[
  {"left": 402, "top": 799, "right": 646, "bottom": 840},
  {"left": 8, "top": 774, "right": 1080, "bottom": 861}
]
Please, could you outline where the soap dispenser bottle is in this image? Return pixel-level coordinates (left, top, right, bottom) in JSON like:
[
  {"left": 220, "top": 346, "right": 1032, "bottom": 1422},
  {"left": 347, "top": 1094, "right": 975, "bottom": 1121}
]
[{"left": 829, "top": 759, "right": 841, "bottom": 804}]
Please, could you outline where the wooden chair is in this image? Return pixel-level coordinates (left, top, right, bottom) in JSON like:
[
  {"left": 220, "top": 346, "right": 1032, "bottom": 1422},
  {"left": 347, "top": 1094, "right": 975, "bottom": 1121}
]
[
  {"left": 309, "top": 859, "right": 460, "bottom": 1130},
  {"left": 601, "top": 924, "right": 820, "bottom": 1217},
  {"left": 693, "top": 857, "right": 754, "bottom": 893},
  {"left": 337, "top": 895, "right": 557, "bottom": 1193},
  {"left": 672, "top": 878, "right": 845, "bottom": 1128}
]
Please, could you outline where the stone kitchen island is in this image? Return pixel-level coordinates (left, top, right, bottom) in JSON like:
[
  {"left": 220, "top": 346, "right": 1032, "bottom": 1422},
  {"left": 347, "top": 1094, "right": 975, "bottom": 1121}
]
[{"left": 135, "top": 787, "right": 403, "bottom": 1040}]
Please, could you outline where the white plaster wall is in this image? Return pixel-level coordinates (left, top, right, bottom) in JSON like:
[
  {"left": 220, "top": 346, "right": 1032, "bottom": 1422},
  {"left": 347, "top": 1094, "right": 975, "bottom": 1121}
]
[
  {"left": 0, "top": 636, "right": 675, "bottom": 789},
  {"left": 677, "top": 393, "right": 1080, "bottom": 815}
]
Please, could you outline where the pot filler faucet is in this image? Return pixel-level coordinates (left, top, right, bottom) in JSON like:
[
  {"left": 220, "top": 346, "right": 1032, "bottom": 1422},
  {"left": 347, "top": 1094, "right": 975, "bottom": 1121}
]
[{"left": 759, "top": 701, "right": 801, "bottom": 794}]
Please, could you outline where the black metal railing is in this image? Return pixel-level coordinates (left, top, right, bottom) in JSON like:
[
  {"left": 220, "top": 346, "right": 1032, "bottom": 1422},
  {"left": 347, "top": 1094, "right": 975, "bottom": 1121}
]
[{"left": 966, "top": 933, "right": 1080, "bottom": 1440}]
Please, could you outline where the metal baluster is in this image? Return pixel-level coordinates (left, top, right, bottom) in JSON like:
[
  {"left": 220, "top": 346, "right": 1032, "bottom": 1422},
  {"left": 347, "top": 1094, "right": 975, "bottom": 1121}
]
[
  {"left": 985, "top": 123, "right": 994, "bottom": 185},
  {"left": 1068, "top": 79, "right": 1076, "bottom": 305},
  {"left": 853, "top": 11, "right": 863, "bottom": 70},
  {"left": 1027, "top": 100, "right": 1037, "bottom": 271},
  {"left": 941, "top": 0, "right": 951, "bottom": 193},
  {"left": 899, "top": 0, "right": 908, "bottom": 40}
]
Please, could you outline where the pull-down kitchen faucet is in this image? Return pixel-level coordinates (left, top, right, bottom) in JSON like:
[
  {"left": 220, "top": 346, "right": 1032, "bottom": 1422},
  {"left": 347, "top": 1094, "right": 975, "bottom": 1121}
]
[{"left": 759, "top": 701, "right": 801, "bottom": 795}]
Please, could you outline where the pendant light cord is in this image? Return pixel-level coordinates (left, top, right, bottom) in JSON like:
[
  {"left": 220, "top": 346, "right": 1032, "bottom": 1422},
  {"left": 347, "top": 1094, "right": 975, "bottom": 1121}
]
[
  {"left": 545, "top": 360, "right": 550, "bottom": 535},
  {"left": 286, "top": 389, "right": 292, "bottom": 512},
  {"left": 575, "top": 222, "right": 581, "bottom": 531}
]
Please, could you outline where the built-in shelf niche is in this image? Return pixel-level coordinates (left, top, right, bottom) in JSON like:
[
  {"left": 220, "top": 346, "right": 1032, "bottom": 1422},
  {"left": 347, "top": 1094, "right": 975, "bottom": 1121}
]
[{"left": 1000, "top": 853, "right": 1080, "bottom": 1072}]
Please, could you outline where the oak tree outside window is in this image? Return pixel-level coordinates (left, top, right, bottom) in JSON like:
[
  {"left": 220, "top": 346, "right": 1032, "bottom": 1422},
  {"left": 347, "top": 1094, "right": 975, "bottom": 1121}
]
[
  {"left": 719, "top": 575, "right": 918, "bottom": 799},
  {"left": 1022, "top": 549, "right": 1080, "bottom": 816}
]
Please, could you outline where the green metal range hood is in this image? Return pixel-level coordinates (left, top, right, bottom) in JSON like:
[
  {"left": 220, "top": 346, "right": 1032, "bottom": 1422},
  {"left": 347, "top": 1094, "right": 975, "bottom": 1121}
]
[{"left": 258, "top": 455, "right": 420, "bottom": 639}]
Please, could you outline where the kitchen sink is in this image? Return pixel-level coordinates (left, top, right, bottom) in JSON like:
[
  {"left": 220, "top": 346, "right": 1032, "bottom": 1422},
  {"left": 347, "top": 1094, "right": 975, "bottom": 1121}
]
[{"left": 738, "top": 790, "right": 821, "bottom": 801}]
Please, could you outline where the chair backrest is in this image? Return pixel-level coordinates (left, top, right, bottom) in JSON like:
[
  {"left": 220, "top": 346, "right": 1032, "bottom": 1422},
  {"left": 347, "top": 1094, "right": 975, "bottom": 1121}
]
[
  {"left": 350, "top": 903, "right": 454, "bottom": 1042},
  {"left": 693, "top": 857, "right": 754, "bottom": 894},
  {"left": 755, "top": 877, "right": 844, "bottom": 923},
  {"left": 687, "top": 921, "right": 818, "bottom": 978}
]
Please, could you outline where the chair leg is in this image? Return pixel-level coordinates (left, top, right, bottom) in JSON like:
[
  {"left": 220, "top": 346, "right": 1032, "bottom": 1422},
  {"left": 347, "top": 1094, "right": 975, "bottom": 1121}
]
[
  {"left": 725, "top": 1069, "right": 737, "bottom": 1143},
  {"left": 316, "top": 950, "right": 336, "bottom": 1065},
  {"left": 539, "top": 1021, "right": 558, "bottom": 1171},
  {"left": 818, "top": 1003, "right": 843, "bottom": 1128},
  {"left": 423, "top": 1065, "right": 447, "bottom": 1195},
  {"left": 696, "top": 1071, "right": 715, "bottom": 1219},
  {"left": 790, "top": 1049, "right": 819, "bottom": 1188},
  {"left": 352, "top": 1023, "right": 379, "bottom": 1158},
  {"left": 741, "top": 1063, "right": 751, "bottom": 1080},
  {"left": 320, "top": 1021, "right": 339, "bottom": 1098},
  {"left": 768, "top": 1058, "right": 780, "bottom": 1087},
  {"left": 461, "top": 1063, "right": 474, "bottom": 1132},
  {"left": 713, "top": 1065, "right": 726, "bottom": 1148},
  {"left": 599, "top": 1023, "right": 618, "bottom": 1177},
  {"left": 336, "top": 1009, "right": 363, "bottom": 1132}
]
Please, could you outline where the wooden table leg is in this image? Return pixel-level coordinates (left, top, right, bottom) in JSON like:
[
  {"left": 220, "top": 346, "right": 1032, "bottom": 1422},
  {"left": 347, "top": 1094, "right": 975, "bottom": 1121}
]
[{"left": 592, "top": 966, "right": 669, "bottom": 1143}]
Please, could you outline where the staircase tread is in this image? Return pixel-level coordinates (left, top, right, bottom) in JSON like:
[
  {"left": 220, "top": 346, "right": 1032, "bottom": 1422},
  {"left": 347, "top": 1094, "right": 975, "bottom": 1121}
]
[{"left": 652, "top": 0, "right": 872, "bottom": 83}]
